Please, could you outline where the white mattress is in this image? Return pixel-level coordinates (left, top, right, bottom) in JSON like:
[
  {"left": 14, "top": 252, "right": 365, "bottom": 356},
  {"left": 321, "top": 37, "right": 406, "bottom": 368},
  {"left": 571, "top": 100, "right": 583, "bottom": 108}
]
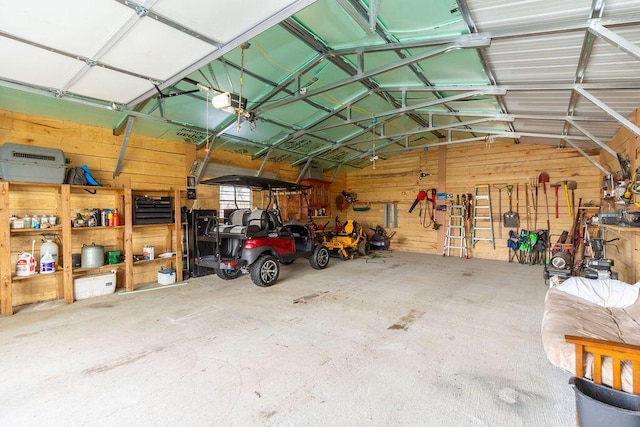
[{"left": 541, "top": 287, "right": 640, "bottom": 393}]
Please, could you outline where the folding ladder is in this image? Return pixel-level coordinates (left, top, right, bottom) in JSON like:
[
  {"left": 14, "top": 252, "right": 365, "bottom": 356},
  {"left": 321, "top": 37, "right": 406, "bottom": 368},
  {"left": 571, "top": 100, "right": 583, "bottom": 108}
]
[
  {"left": 443, "top": 202, "right": 468, "bottom": 258},
  {"left": 472, "top": 184, "right": 495, "bottom": 249}
]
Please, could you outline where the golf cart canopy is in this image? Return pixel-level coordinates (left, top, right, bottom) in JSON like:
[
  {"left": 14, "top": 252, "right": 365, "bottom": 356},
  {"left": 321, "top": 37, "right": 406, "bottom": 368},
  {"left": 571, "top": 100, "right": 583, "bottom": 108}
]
[{"left": 200, "top": 175, "right": 310, "bottom": 191}]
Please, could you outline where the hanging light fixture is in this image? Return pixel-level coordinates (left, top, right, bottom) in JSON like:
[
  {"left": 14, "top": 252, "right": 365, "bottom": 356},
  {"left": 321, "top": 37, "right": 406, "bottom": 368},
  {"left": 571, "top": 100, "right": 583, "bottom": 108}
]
[
  {"left": 370, "top": 117, "right": 379, "bottom": 169},
  {"left": 209, "top": 43, "right": 252, "bottom": 130}
]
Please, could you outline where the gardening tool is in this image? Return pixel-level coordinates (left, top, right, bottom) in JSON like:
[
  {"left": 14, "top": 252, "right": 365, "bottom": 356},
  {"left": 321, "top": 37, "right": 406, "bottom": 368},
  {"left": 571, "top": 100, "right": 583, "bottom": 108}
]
[
  {"left": 525, "top": 182, "right": 530, "bottom": 230},
  {"left": 550, "top": 183, "right": 560, "bottom": 218},
  {"left": 563, "top": 181, "right": 572, "bottom": 217},
  {"left": 409, "top": 190, "right": 427, "bottom": 213},
  {"left": 429, "top": 188, "right": 440, "bottom": 230},
  {"left": 493, "top": 183, "right": 507, "bottom": 238},
  {"left": 516, "top": 184, "right": 520, "bottom": 223},
  {"left": 504, "top": 184, "right": 519, "bottom": 228},
  {"left": 530, "top": 177, "right": 540, "bottom": 230},
  {"left": 568, "top": 180, "right": 577, "bottom": 215},
  {"left": 538, "top": 172, "right": 550, "bottom": 233}
]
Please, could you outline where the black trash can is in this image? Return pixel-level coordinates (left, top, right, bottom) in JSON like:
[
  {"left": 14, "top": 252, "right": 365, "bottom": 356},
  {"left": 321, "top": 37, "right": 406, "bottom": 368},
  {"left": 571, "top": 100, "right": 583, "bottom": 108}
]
[{"left": 570, "top": 377, "right": 640, "bottom": 427}]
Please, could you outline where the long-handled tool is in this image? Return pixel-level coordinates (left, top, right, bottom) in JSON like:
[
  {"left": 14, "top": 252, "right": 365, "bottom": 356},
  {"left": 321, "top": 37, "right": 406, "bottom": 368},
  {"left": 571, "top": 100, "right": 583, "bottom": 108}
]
[
  {"left": 530, "top": 177, "right": 540, "bottom": 229},
  {"left": 550, "top": 183, "right": 560, "bottom": 218},
  {"left": 563, "top": 181, "right": 572, "bottom": 217},
  {"left": 568, "top": 180, "right": 577, "bottom": 216},
  {"left": 493, "top": 183, "right": 507, "bottom": 238},
  {"left": 538, "top": 172, "right": 550, "bottom": 233},
  {"left": 504, "top": 184, "right": 519, "bottom": 228},
  {"left": 525, "top": 182, "right": 530, "bottom": 230}
]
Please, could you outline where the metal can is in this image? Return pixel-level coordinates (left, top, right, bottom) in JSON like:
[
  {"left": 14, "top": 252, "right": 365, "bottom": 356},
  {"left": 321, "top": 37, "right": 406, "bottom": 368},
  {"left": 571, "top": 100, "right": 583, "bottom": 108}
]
[{"left": 142, "top": 245, "right": 154, "bottom": 260}]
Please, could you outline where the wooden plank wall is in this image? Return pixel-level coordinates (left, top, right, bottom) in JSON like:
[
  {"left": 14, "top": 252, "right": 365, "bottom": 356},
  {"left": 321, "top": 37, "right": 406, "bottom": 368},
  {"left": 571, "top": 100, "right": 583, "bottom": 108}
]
[{"left": 345, "top": 139, "right": 602, "bottom": 264}]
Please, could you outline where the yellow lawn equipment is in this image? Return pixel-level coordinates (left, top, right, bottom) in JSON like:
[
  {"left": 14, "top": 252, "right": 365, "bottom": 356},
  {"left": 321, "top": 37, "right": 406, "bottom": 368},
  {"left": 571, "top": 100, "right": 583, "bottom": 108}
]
[{"left": 322, "top": 217, "right": 369, "bottom": 260}]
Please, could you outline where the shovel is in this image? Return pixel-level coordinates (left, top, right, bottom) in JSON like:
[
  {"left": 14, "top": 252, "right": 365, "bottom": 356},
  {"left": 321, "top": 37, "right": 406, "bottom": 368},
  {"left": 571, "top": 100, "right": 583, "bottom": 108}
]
[{"left": 504, "top": 184, "right": 520, "bottom": 228}]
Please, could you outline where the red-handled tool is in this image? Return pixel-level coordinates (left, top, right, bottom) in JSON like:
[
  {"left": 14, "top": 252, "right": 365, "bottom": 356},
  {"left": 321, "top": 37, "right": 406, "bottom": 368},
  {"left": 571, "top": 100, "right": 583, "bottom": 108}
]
[{"left": 409, "top": 190, "right": 428, "bottom": 213}]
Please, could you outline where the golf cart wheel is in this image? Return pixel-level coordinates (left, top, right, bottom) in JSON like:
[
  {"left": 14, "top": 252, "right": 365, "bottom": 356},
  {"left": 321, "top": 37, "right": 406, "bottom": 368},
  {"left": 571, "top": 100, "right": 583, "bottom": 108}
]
[
  {"left": 250, "top": 254, "right": 280, "bottom": 287},
  {"left": 310, "top": 245, "right": 330, "bottom": 270},
  {"left": 215, "top": 268, "right": 242, "bottom": 280},
  {"left": 358, "top": 240, "right": 370, "bottom": 256}
]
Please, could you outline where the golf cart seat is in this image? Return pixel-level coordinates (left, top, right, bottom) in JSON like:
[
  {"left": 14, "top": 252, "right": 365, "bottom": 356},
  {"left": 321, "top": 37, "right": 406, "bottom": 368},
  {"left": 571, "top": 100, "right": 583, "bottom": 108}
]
[
  {"left": 218, "top": 209, "right": 249, "bottom": 235},
  {"left": 282, "top": 223, "right": 312, "bottom": 252},
  {"left": 247, "top": 208, "right": 269, "bottom": 238}
]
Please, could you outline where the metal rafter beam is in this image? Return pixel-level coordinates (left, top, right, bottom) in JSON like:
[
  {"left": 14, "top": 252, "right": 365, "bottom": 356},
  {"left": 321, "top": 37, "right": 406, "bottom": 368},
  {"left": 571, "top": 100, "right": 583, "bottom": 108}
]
[
  {"left": 255, "top": 38, "right": 491, "bottom": 114},
  {"left": 574, "top": 86, "right": 640, "bottom": 137},
  {"left": 560, "top": 0, "right": 608, "bottom": 145},
  {"left": 377, "top": 82, "right": 640, "bottom": 91},
  {"left": 563, "top": 138, "right": 611, "bottom": 175},
  {"left": 307, "top": 89, "right": 506, "bottom": 134},
  {"left": 127, "top": 0, "right": 319, "bottom": 107},
  {"left": 252, "top": 89, "right": 374, "bottom": 159},
  {"left": 278, "top": 17, "right": 444, "bottom": 140},
  {"left": 293, "top": 116, "right": 512, "bottom": 167},
  {"left": 588, "top": 21, "right": 640, "bottom": 61},
  {"left": 113, "top": 116, "right": 134, "bottom": 178},
  {"left": 113, "top": 0, "right": 223, "bottom": 47},
  {"left": 456, "top": 0, "right": 518, "bottom": 141},
  {"left": 565, "top": 117, "right": 617, "bottom": 157}
]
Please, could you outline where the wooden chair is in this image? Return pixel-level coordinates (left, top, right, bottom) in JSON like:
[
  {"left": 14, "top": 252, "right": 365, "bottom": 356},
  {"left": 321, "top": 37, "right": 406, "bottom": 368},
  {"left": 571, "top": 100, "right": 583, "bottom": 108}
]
[{"left": 565, "top": 335, "right": 640, "bottom": 394}]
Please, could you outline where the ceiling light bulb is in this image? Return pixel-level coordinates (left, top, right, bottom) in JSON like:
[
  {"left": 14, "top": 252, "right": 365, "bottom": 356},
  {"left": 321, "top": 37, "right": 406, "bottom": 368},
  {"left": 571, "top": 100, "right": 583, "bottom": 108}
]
[{"left": 211, "top": 92, "right": 232, "bottom": 110}]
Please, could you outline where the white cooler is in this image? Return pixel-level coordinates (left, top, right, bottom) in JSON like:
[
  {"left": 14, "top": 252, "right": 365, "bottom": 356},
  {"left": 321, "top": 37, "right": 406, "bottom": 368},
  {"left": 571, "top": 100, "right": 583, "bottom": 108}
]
[{"left": 73, "top": 272, "right": 116, "bottom": 300}]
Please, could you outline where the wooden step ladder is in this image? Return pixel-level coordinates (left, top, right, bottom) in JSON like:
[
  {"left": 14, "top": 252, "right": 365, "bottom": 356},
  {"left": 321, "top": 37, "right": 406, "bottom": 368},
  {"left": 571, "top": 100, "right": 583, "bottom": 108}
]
[
  {"left": 443, "top": 202, "right": 468, "bottom": 258},
  {"left": 472, "top": 184, "right": 495, "bottom": 249}
]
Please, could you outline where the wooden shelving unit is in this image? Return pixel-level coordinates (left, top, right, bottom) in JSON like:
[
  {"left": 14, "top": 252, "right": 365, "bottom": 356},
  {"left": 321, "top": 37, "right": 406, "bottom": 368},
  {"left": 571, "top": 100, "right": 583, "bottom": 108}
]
[
  {"left": 0, "top": 182, "right": 182, "bottom": 316},
  {"left": 300, "top": 179, "right": 331, "bottom": 219}
]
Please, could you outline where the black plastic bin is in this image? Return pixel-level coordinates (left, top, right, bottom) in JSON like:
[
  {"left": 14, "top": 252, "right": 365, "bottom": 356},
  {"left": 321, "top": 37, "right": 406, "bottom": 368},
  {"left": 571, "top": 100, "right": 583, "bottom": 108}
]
[{"left": 570, "top": 377, "right": 640, "bottom": 426}]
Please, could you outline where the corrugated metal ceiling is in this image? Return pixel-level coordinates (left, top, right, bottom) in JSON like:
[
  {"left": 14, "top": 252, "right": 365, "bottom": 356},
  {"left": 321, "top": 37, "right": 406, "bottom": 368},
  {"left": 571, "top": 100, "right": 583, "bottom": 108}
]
[{"left": 0, "top": 0, "right": 639, "bottom": 176}]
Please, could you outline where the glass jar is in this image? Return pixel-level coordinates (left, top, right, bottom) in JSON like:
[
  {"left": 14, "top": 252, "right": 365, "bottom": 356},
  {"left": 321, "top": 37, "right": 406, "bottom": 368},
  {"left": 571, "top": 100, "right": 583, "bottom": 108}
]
[{"left": 23, "top": 215, "right": 32, "bottom": 229}]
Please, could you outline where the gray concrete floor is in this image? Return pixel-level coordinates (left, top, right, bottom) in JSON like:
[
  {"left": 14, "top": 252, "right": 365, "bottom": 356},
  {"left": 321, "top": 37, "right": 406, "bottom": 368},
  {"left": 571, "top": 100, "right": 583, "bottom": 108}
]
[{"left": 1, "top": 252, "right": 574, "bottom": 426}]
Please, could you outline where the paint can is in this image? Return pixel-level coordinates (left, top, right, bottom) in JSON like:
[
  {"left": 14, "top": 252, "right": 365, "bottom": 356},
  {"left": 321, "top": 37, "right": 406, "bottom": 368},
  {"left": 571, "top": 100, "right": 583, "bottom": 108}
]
[{"left": 143, "top": 245, "right": 154, "bottom": 260}]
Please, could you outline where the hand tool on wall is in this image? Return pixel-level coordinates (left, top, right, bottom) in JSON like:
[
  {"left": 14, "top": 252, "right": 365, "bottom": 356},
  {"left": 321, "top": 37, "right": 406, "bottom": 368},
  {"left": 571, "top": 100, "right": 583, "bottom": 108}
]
[
  {"left": 538, "top": 172, "right": 550, "bottom": 232},
  {"left": 503, "top": 184, "right": 520, "bottom": 228},
  {"left": 493, "top": 183, "right": 507, "bottom": 238},
  {"left": 550, "top": 183, "right": 560, "bottom": 218},
  {"left": 516, "top": 183, "right": 519, "bottom": 219},
  {"left": 409, "top": 190, "right": 427, "bottom": 213},
  {"left": 530, "top": 177, "right": 540, "bottom": 229},
  {"left": 568, "top": 181, "right": 577, "bottom": 216},
  {"left": 525, "top": 182, "right": 530, "bottom": 230},
  {"left": 531, "top": 183, "right": 537, "bottom": 229},
  {"left": 429, "top": 188, "right": 440, "bottom": 230},
  {"left": 563, "top": 181, "right": 572, "bottom": 217}
]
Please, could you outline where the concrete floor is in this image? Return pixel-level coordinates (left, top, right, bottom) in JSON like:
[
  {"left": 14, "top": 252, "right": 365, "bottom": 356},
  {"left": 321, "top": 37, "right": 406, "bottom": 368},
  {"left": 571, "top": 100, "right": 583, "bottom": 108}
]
[{"left": 0, "top": 252, "right": 574, "bottom": 426}]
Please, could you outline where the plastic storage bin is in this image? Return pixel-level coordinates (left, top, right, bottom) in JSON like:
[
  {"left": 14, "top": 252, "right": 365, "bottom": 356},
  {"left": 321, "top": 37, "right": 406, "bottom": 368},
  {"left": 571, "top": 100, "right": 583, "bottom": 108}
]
[
  {"left": 73, "top": 272, "right": 116, "bottom": 300},
  {"left": 570, "top": 377, "right": 640, "bottom": 427},
  {"left": 158, "top": 267, "right": 176, "bottom": 285}
]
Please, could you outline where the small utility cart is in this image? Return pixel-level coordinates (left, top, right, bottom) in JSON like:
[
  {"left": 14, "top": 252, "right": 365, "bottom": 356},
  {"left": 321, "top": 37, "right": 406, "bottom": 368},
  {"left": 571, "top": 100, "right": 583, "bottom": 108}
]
[{"left": 195, "top": 175, "right": 330, "bottom": 287}]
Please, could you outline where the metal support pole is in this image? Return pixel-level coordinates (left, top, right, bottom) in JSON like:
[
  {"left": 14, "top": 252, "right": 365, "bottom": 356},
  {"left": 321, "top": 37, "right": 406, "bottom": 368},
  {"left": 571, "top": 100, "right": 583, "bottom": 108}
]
[{"left": 113, "top": 116, "right": 134, "bottom": 178}]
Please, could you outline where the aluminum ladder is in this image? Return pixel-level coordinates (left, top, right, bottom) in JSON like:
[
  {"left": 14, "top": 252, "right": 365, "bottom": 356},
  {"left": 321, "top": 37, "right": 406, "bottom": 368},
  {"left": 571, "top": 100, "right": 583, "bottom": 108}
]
[
  {"left": 443, "top": 202, "right": 468, "bottom": 258},
  {"left": 472, "top": 184, "right": 495, "bottom": 249}
]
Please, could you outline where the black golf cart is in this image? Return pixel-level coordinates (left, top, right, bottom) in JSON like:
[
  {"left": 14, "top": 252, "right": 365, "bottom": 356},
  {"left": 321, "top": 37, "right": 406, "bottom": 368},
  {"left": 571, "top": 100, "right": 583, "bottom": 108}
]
[{"left": 195, "top": 175, "right": 330, "bottom": 287}]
